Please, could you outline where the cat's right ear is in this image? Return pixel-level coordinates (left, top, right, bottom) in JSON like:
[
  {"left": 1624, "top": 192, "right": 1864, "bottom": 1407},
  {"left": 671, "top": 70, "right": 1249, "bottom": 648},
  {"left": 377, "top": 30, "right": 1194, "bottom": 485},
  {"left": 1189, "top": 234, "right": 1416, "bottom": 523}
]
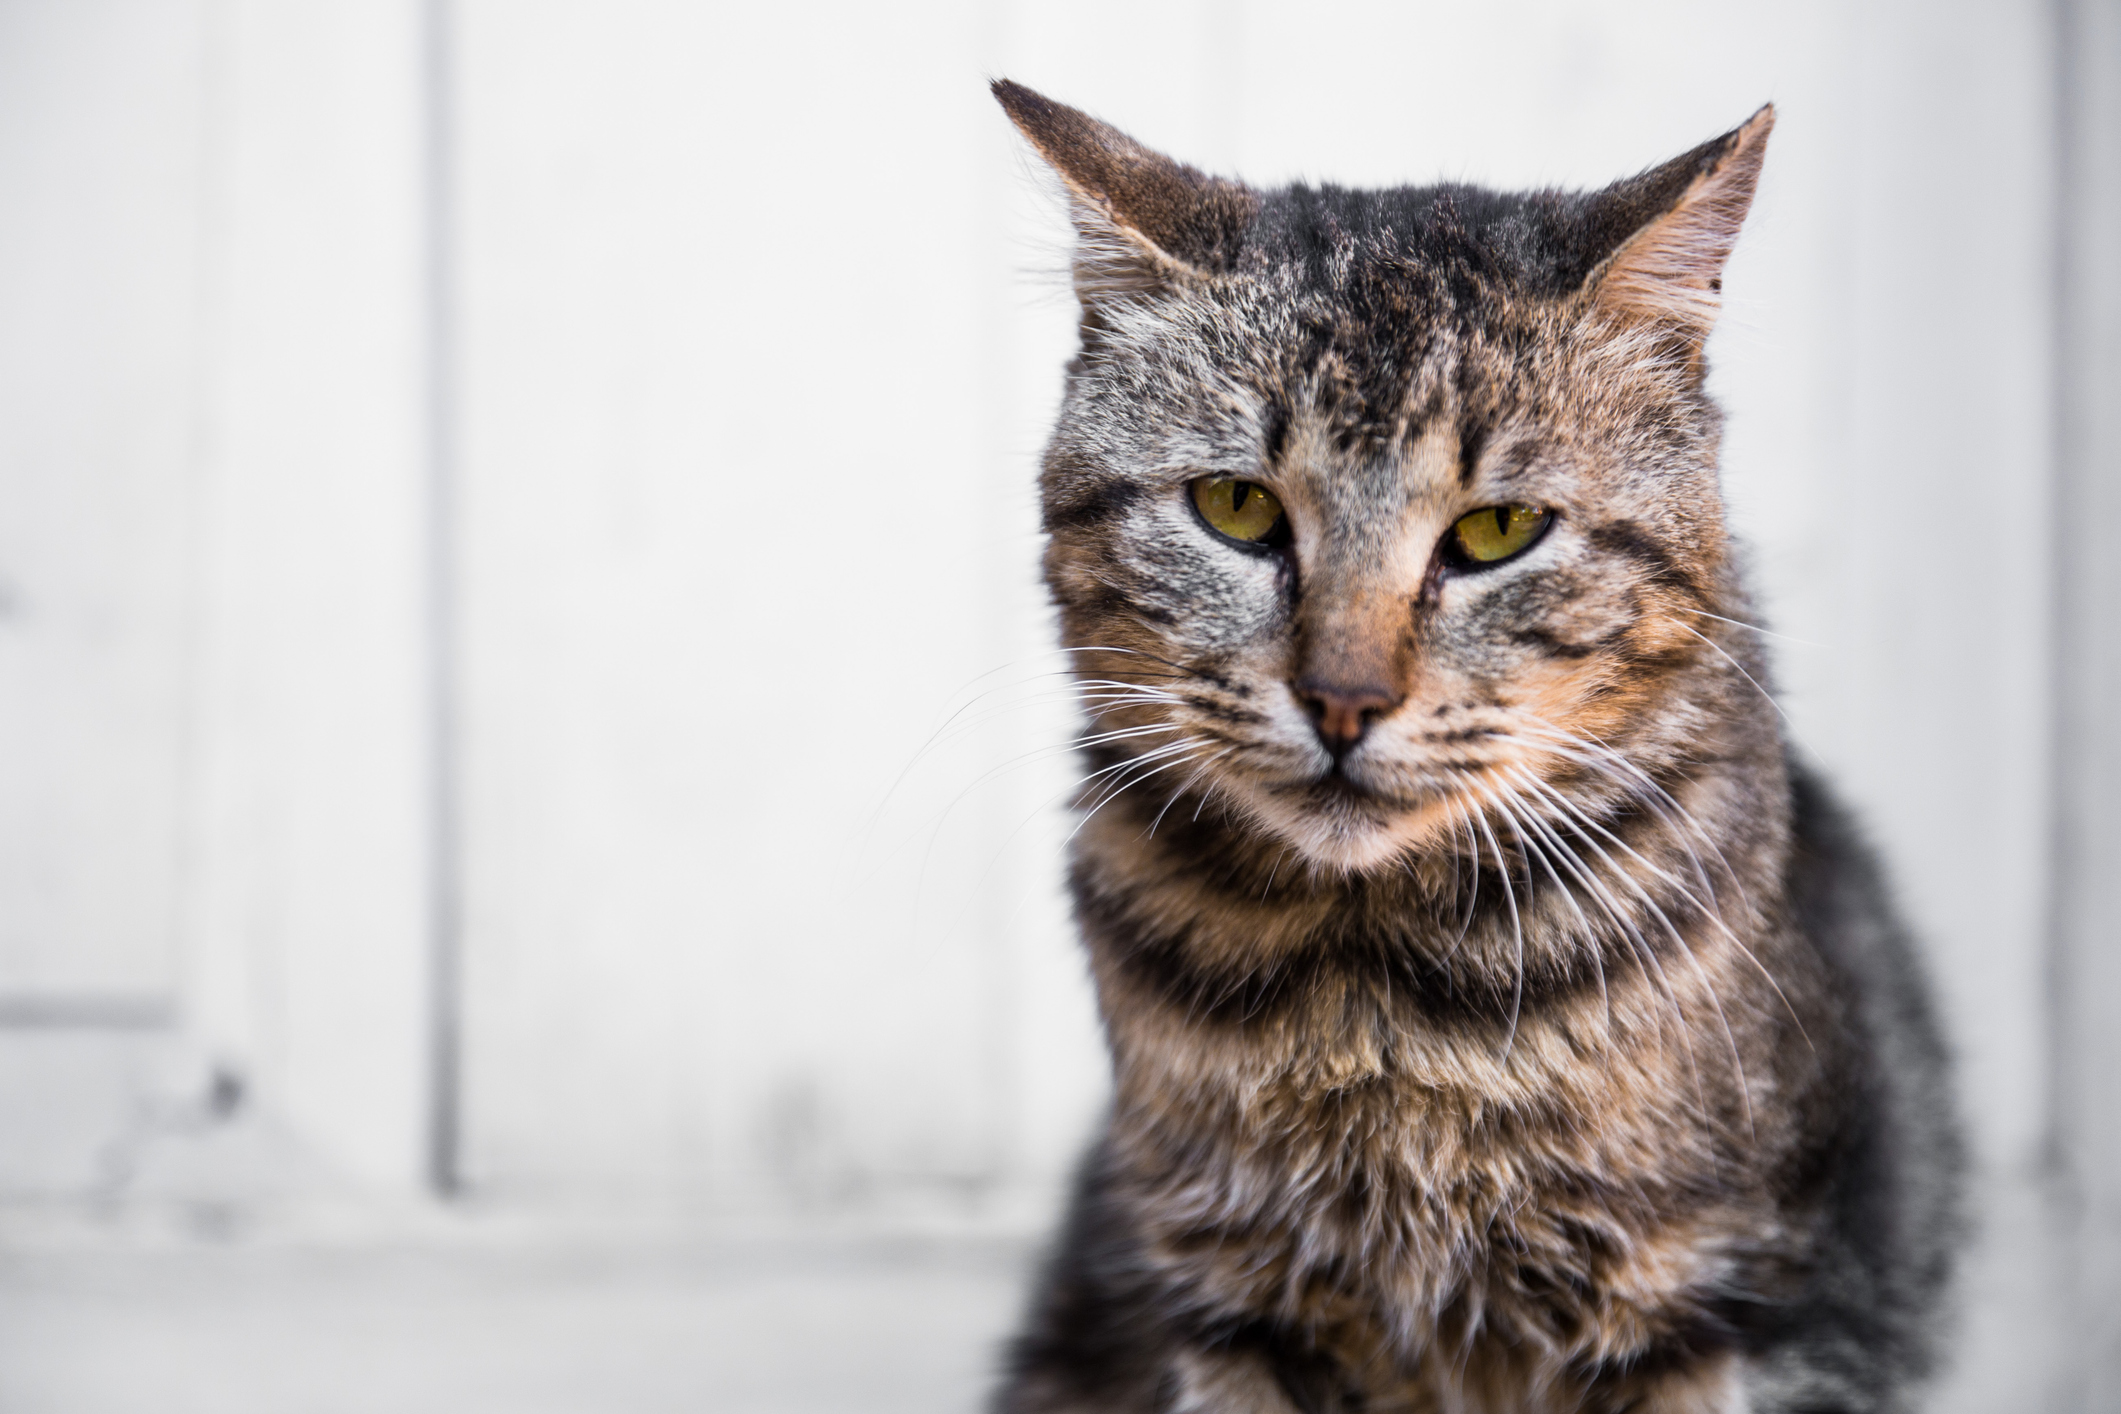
[{"left": 992, "top": 80, "right": 1257, "bottom": 303}]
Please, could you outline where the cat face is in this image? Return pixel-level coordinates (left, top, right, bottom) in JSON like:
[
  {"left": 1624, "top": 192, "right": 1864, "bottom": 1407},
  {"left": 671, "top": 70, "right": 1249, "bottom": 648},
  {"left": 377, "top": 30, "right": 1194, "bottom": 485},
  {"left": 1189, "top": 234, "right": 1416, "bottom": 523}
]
[{"left": 999, "top": 84, "right": 1770, "bottom": 875}]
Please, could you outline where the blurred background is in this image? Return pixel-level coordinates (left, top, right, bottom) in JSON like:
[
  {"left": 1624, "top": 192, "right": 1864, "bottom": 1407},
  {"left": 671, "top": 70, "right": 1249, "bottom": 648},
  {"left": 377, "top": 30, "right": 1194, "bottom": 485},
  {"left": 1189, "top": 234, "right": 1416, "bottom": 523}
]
[{"left": 0, "top": 0, "right": 2115, "bottom": 1409}]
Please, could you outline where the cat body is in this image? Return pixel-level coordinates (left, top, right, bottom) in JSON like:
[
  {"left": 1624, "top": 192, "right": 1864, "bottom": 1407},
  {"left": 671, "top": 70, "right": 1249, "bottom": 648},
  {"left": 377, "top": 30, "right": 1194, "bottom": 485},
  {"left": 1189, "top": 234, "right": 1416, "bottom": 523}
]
[{"left": 989, "top": 83, "right": 1959, "bottom": 1414}]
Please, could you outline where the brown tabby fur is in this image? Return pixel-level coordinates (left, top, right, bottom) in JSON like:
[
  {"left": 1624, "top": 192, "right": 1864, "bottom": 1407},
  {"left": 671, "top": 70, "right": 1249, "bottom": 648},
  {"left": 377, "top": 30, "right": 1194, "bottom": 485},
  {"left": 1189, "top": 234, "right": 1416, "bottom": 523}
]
[{"left": 991, "top": 82, "right": 1959, "bottom": 1414}]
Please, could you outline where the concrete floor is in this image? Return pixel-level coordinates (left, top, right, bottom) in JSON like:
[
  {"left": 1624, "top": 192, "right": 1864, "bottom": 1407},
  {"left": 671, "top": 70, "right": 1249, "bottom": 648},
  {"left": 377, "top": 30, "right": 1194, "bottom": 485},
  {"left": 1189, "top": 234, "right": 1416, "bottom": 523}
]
[
  {"left": 0, "top": 1171, "right": 2053, "bottom": 1414},
  {"left": 0, "top": 1237, "right": 1035, "bottom": 1414}
]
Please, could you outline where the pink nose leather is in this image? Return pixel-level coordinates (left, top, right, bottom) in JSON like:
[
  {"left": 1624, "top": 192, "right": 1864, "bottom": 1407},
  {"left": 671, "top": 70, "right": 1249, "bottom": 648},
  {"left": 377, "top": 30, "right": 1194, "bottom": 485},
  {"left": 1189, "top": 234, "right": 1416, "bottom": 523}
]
[{"left": 1295, "top": 679, "right": 1401, "bottom": 758}]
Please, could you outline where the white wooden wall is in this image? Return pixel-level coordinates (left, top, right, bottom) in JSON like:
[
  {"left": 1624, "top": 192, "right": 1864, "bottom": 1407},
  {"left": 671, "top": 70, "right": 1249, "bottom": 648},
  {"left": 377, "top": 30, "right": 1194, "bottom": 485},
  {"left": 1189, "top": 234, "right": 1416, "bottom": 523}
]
[{"left": 0, "top": 0, "right": 2111, "bottom": 1404}]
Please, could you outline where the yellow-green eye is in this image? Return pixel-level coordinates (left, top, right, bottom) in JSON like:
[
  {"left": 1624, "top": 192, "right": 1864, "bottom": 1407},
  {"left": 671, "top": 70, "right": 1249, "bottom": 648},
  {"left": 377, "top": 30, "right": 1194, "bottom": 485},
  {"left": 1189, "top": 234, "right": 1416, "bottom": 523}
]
[
  {"left": 1452, "top": 504, "right": 1551, "bottom": 564},
  {"left": 1191, "top": 478, "right": 1288, "bottom": 545}
]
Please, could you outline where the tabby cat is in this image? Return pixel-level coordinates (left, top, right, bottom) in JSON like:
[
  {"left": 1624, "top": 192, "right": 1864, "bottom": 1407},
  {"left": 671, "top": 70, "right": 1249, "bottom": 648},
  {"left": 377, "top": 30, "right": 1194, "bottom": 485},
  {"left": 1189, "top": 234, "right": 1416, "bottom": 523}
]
[{"left": 988, "top": 81, "right": 1961, "bottom": 1414}]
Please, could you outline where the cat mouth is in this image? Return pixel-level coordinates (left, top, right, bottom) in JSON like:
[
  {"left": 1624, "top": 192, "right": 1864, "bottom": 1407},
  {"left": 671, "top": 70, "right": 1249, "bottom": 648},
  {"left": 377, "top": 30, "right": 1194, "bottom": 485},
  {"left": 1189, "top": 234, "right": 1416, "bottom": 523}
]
[
  {"left": 1313, "top": 771, "right": 1371, "bottom": 799},
  {"left": 1275, "top": 763, "right": 1454, "bottom": 817},
  {"left": 1292, "top": 770, "right": 1394, "bottom": 812}
]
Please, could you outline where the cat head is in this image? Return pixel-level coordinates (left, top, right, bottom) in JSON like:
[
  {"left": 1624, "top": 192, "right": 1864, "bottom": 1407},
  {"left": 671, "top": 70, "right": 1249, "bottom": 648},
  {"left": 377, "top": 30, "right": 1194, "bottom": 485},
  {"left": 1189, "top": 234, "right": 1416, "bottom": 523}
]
[{"left": 996, "top": 81, "right": 1773, "bottom": 876}]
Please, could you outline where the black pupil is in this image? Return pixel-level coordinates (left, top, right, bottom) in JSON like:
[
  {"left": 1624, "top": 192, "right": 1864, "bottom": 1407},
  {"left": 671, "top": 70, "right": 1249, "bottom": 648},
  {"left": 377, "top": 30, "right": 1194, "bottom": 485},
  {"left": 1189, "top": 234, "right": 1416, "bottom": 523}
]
[
  {"left": 1493, "top": 506, "right": 1510, "bottom": 537},
  {"left": 1231, "top": 482, "right": 1252, "bottom": 516}
]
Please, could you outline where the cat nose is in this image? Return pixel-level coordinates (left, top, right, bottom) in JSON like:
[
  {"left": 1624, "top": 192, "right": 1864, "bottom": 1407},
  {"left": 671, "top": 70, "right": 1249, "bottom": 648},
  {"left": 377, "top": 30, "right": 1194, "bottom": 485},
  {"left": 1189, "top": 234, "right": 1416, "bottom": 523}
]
[{"left": 1294, "top": 678, "right": 1401, "bottom": 759}]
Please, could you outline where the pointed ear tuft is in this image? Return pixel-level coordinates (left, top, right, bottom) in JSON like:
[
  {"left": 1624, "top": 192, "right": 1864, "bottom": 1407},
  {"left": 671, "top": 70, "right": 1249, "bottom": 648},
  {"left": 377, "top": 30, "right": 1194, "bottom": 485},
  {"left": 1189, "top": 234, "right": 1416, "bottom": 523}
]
[
  {"left": 991, "top": 79, "right": 1258, "bottom": 301},
  {"left": 1585, "top": 105, "right": 1775, "bottom": 374}
]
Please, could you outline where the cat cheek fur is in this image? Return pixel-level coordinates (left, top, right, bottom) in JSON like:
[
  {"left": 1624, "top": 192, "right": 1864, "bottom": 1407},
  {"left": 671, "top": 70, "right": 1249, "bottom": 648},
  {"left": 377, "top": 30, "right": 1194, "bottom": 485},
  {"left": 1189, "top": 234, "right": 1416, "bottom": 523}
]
[{"left": 993, "top": 79, "right": 1962, "bottom": 1414}]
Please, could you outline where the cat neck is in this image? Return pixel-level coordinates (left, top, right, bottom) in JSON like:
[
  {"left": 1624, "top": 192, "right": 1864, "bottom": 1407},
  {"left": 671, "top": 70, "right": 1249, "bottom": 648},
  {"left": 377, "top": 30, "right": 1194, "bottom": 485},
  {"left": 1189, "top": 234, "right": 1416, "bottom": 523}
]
[{"left": 1068, "top": 713, "right": 1796, "bottom": 1105}]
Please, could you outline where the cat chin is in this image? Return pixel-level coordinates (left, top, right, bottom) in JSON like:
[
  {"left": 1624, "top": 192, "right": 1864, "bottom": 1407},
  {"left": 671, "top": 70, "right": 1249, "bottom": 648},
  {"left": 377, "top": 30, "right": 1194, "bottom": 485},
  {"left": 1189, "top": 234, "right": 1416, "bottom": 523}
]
[
  {"left": 1224, "top": 780, "right": 1445, "bottom": 876},
  {"left": 1283, "top": 823, "right": 1418, "bottom": 875}
]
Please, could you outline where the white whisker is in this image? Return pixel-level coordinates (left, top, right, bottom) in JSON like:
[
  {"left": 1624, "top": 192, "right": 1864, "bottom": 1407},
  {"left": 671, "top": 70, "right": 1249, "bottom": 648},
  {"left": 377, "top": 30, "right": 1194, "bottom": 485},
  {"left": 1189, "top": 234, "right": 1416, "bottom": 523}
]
[
  {"left": 1504, "top": 766, "right": 1754, "bottom": 1138},
  {"left": 1671, "top": 619, "right": 1789, "bottom": 726},
  {"left": 1469, "top": 761, "right": 1707, "bottom": 1111},
  {"left": 1467, "top": 802, "right": 1525, "bottom": 1058},
  {"left": 1476, "top": 776, "right": 1612, "bottom": 1045},
  {"left": 1675, "top": 606, "right": 1824, "bottom": 649},
  {"left": 1508, "top": 717, "right": 1739, "bottom": 911},
  {"left": 1512, "top": 762, "right": 1809, "bottom": 1059},
  {"left": 1148, "top": 749, "right": 1236, "bottom": 837}
]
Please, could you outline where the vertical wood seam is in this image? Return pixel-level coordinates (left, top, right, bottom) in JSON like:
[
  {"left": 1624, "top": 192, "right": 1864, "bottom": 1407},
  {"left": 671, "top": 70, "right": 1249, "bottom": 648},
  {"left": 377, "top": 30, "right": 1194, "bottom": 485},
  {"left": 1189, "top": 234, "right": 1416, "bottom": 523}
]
[{"left": 421, "top": 0, "right": 463, "bottom": 1200}]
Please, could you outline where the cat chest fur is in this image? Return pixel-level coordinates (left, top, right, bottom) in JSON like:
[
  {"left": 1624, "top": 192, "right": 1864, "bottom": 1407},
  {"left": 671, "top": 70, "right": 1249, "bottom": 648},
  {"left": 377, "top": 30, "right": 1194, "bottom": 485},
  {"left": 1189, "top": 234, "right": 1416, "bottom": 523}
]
[{"left": 1075, "top": 804, "right": 1808, "bottom": 1388}]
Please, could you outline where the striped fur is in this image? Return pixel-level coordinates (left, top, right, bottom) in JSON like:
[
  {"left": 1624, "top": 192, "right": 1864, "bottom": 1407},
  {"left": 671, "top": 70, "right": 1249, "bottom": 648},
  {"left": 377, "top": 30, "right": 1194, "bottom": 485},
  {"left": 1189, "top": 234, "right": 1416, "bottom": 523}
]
[{"left": 991, "top": 83, "right": 1961, "bottom": 1414}]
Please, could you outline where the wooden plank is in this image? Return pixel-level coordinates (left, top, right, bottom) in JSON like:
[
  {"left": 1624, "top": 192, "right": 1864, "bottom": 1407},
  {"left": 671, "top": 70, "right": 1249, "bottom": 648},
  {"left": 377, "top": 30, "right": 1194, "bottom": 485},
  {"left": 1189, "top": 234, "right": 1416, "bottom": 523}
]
[{"left": 0, "top": 0, "right": 200, "bottom": 1002}]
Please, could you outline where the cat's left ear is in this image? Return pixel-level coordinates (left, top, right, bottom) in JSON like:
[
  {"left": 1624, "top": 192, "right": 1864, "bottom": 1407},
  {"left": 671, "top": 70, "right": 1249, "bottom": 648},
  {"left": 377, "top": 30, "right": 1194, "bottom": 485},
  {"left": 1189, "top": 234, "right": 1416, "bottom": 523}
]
[
  {"left": 1582, "top": 105, "right": 1775, "bottom": 375},
  {"left": 992, "top": 79, "right": 1258, "bottom": 302}
]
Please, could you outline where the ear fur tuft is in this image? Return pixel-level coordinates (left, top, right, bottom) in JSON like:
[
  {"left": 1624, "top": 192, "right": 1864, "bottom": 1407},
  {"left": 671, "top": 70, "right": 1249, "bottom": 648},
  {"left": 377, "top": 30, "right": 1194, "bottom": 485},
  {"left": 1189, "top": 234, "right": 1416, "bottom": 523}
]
[
  {"left": 1586, "top": 105, "right": 1774, "bottom": 373},
  {"left": 991, "top": 79, "right": 1258, "bottom": 301}
]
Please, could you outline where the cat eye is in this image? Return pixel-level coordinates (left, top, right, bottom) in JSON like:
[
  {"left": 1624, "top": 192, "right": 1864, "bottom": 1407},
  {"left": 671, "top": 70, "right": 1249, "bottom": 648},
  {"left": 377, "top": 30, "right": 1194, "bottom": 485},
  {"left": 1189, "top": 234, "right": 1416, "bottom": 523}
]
[
  {"left": 1451, "top": 504, "right": 1552, "bottom": 565},
  {"left": 1191, "top": 478, "right": 1290, "bottom": 548}
]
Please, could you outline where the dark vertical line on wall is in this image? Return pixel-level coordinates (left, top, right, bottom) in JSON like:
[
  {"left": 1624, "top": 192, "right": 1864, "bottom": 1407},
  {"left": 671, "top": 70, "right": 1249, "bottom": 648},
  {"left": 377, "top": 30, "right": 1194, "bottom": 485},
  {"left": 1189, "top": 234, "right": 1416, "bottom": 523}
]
[
  {"left": 2041, "top": 0, "right": 2081, "bottom": 1396},
  {"left": 2042, "top": 0, "right": 2076, "bottom": 1335},
  {"left": 420, "top": 0, "right": 464, "bottom": 1200},
  {"left": 2047, "top": 0, "right": 2121, "bottom": 1399}
]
